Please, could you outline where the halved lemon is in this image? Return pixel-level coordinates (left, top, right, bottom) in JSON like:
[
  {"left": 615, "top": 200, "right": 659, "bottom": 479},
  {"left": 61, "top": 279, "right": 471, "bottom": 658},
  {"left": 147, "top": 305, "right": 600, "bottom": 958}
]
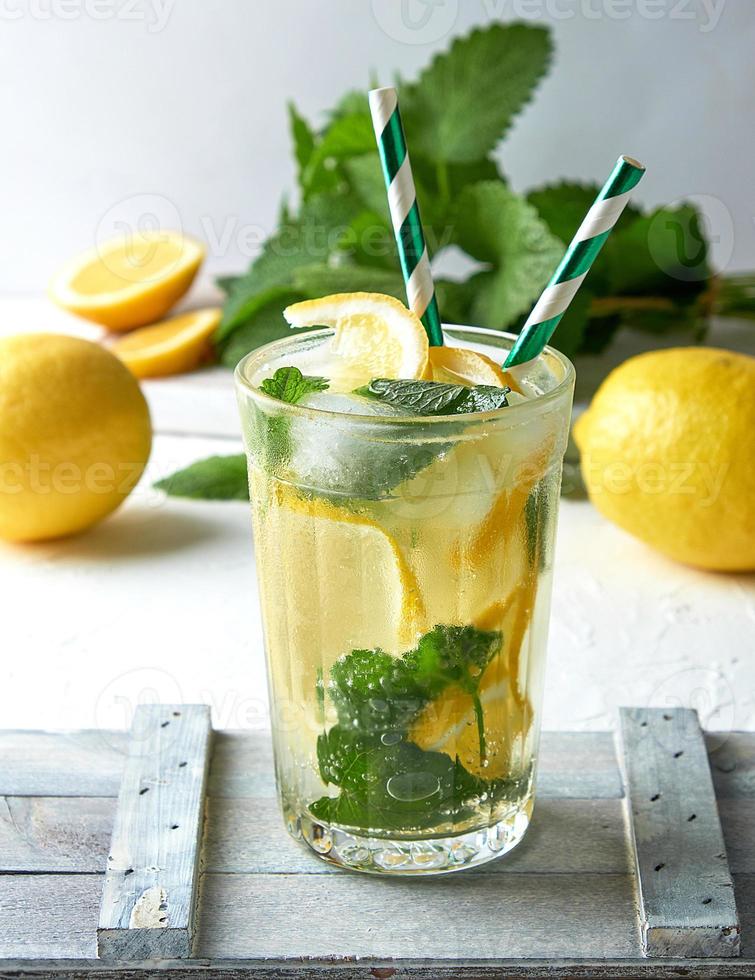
[
  {"left": 49, "top": 231, "right": 205, "bottom": 331},
  {"left": 284, "top": 292, "right": 429, "bottom": 387},
  {"left": 111, "top": 308, "right": 221, "bottom": 379}
]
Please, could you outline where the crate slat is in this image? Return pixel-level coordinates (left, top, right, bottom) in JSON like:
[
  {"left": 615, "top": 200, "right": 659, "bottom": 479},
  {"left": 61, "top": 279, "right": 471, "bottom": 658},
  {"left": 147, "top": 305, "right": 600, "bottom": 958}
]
[
  {"left": 96, "top": 705, "right": 212, "bottom": 960},
  {"left": 0, "top": 730, "right": 127, "bottom": 797},
  {"left": 194, "top": 871, "right": 641, "bottom": 960},
  {"left": 2, "top": 874, "right": 754, "bottom": 975},
  {"left": 619, "top": 707, "right": 740, "bottom": 958}
]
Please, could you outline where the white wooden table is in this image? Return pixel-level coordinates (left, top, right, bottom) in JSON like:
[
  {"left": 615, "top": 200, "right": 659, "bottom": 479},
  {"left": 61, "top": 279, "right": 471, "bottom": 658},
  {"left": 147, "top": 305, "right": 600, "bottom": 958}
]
[{"left": 1, "top": 293, "right": 754, "bottom": 736}]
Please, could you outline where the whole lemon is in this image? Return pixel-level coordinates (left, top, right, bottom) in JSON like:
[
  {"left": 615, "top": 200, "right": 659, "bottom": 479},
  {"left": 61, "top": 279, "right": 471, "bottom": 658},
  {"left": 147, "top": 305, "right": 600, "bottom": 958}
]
[
  {"left": 0, "top": 334, "right": 152, "bottom": 541},
  {"left": 574, "top": 347, "right": 755, "bottom": 571}
]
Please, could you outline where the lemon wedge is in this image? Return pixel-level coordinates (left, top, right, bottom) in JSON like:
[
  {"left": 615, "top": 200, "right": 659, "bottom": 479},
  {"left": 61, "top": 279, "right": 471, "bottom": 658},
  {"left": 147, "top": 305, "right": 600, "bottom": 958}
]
[
  {"left": 111, "top": 308, "right": 221, "bottom": 379},
  {"left": 49, "top": 231, "right": 205, "bottom": 331},
  {"left": 284, "top": 292, "right": 429, "bottom": 387}
]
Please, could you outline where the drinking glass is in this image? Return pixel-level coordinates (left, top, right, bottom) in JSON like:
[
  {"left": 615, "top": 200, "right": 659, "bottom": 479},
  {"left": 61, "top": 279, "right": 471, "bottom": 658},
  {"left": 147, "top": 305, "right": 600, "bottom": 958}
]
[{"left": 235, "top": 325, "right": 574, "bottom": 874}]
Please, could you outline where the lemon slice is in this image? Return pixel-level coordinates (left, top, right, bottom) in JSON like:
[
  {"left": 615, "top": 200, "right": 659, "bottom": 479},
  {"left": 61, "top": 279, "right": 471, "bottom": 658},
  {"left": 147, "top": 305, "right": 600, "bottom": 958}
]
[
  {"left": 409, "top": 663, "right": 533, "bottom": 780},
  {"left": 427, "top": 345, "right": 524, "bottom": 395},
  {"left": 112, "top": 308, "right": 221, "bottom": 379},
  {"left": 284, "top": 292, "right": 429, "bottom": 386},
  {"left": 49, "top": 231, "right": 205, "bottom": 331},
  {"left": 251, "top": 474, "right": 427, "bottom": 713},
  {"left": 426, "top": 346, "right": 507, "bottom": 386}
]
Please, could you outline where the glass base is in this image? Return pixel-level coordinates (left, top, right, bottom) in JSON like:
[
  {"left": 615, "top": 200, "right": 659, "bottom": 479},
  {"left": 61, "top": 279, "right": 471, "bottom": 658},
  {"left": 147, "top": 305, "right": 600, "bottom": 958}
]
[{"left": 288, "top": 801, "right": 533, "bottom": 876}]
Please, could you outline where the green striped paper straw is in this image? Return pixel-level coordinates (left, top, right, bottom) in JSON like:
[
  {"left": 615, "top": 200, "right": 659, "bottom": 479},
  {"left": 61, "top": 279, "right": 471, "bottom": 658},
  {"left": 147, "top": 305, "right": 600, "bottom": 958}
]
[
  {"left": 505, "top": 155, "right": 646, "bottom": 368},
  {"left": 368, "top": 87, "right": 444, "bottom": 347}
]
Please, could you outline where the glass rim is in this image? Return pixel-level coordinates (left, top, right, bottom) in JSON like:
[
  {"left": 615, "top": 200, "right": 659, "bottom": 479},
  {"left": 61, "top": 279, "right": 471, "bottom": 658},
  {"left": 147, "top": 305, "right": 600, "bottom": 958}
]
[{"left": 234, "top": 324, "right": 575, "bottom": 427}]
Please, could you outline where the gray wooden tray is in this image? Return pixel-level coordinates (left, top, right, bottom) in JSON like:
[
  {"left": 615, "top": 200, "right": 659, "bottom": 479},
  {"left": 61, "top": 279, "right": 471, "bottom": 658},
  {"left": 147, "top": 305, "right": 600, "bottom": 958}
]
[{"left": 0, "top": 706, "right": 753, "bottom": 978}]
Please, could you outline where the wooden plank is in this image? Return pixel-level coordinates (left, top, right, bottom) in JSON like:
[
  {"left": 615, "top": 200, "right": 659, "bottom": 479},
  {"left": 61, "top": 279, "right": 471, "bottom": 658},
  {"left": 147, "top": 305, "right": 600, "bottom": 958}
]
[
  {"left": 0, "top": 796, "right": 114, "bottom": 872},
  {"left": 194, "top": 872, "right": 642, "bottom": 960},
  {"left": 0, "top": 875, "right": 100, "bottom": 960},
  {"left": 0, "top": 796, "right": 631, "bottom": 876},
  {"left": 720, "top": 800, "right": 755, "bottom": 875},
  {"left": 0, "top": 730, "right": 127, "bottom": 797},
  {"left": 619, "top": 707, "right": 740, "bottom": 958},
  {"left": 97, "top": 705, "right": 212, "bottom": 960},
  {"left": 537, "top": 731, "right": 624, "bottom": 798},
  {"left": 202, "top": 796, "right": 632, "bottom": 876},
  {"left": 0, "top": 873, "right": 753, "bottom": 974},
  {"left": 206, "top": 730, "right": 276, "bottom": 798}
]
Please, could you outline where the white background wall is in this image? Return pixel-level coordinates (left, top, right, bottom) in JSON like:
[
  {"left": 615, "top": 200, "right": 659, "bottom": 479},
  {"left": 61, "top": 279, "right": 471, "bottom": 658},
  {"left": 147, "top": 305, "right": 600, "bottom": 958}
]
[{"left": 0, "top": 0, "right": 752, "bottom": 293}]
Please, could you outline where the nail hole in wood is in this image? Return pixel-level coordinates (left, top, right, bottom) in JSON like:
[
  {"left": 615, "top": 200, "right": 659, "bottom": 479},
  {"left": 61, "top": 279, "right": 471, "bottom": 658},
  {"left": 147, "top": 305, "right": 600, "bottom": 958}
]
[
  {"left": 640, "top": 720, "right": 648, "bottom": 727},
  {"left": 650, "top": 793, "right": 661, "bottom": 802},
  {"left": 173, "top": 710, "right": 181, "bottom": 717},
  {"left": 654, "top": 862, "right": 665, "bottom": 872},
  {"left": 663, "top": 714, "right": 672, "bottom": 721},
  {"left": 139, "top": 787, "right": 149, "bottom": 795},
  {"left": 674, "top": 750, "right": 684, "bottom": 758},
  {"left": 124, "top": 868, "right": 134, "bottom": 876},
  {"left": 688, "top": 813, "right": 697, "bottom": 822},
  {"left": 161, "top": 721, "right": 170, "bottom": 728},
  {"left": 179, "top": 761, "right": 187, "bottom": 768},
  {"left": 171, "top": 824, "right": 179, "bottom": 830},
  {"left": 702, "top": 898, "right": 712, "bottom": 905}
]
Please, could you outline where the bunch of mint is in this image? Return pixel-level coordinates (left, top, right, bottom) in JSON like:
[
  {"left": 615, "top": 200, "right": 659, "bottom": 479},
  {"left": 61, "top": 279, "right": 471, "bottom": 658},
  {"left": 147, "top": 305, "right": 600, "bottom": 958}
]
[
  {"left": 214, "top": 21, "right": 728, "bottom": 370},
  {"left": 311, "top": 624, "right": 528, "bottom": 832}
]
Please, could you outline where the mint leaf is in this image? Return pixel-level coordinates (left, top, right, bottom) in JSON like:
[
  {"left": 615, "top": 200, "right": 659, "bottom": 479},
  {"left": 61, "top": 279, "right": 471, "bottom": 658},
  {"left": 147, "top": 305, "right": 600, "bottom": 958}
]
[
  {"left": 357, "top": 378, "right": 510, "bottom": 416},
  {"left": 312, "top": 727, "right": 487, "bottom": 831},
  {"left": 542, "top": 287, "right": 593, "bottom": 361},
  {"left": 604, "top": 204, "right": 710, "bottom": 296},
  {"left": 217, "top": 192, "right": 371, "bottom": 342},
  {"left": 288, "top": 102, "right": 316, "bottom": 186},
  {"left": 528, "top": 181, "right": 641, "bottom": 253},
  {"left": 451, "top": 182, "right": 563, "bottom": 330},
  {"left": 313, "top": 624, "right": 508, "bottom": 831},
  {"left": 217, "top": 290, "right": 303, "bottom": 369},
  {"left": 329, "top": 648, "right": 426, "bottom": 734},
  {"left": 302, "top": 112, "right": 375, "bottom": 197},
  {"left": 291, "top": 262, "right": 406, "bottom": 300},
  {"left": 154, "top": 455, "right": 248, "bottom": 501},
  {"left": 528, "top": 182, "right": 642, "bottom": 298},
  {"left": 404, "top": 625, "right": 501, "bottom": 699},
  {"left": 260, "top": 366, "right": 329, "bottom": 404},
  {"left": 402, "top": 24, "right": 553, "bottom": 164}
]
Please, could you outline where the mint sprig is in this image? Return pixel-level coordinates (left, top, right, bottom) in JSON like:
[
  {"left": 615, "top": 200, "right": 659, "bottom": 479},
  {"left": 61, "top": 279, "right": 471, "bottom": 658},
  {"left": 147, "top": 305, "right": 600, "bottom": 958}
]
[
  {"left": 356, "top": 378, "right": 510, "bottom": 416},
  {"left": 259, "top": 366, "right": 329, "bottom": 403},
  {"left": 311, "top": 624, "right": 512, "bottom": 832}
]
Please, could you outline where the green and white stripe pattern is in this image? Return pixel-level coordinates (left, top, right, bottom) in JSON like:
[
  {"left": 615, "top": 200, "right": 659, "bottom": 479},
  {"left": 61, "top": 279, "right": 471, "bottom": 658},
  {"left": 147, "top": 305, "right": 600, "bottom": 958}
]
[
  {"left": 369, "top": 87, "right": 444, "bottom": 347},
  {"left": 505, "top": 155, "right": 646, "bottom": 368}
]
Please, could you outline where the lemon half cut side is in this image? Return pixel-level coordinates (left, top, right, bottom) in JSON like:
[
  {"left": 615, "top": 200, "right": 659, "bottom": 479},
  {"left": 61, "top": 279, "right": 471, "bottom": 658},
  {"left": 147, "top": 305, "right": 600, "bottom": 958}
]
[{"left": 49, "top": 231, "right": 205, "bottom": 331}]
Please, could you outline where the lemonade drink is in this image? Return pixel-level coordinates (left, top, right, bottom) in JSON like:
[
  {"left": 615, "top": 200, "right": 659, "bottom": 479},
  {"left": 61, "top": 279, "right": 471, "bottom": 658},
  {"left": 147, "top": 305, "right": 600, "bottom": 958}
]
[{"left": 235, "top": 297, "right": 574, "bottom": 874}]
